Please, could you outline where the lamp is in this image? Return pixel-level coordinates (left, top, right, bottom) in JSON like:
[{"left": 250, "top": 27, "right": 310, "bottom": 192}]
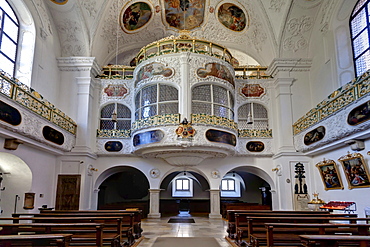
[
  {"left": 246, "top": 109, "right": 253, "bottom": 124},
  {"left": 232, "top": 171, "right": 235, "bottom": 177},
  {"left": 111, "top": 110, "right": 117, "bottom": 122}
]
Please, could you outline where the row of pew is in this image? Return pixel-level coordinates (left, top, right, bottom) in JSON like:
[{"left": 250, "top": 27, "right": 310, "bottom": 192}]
[
  {"left": 226, "top": 210, "right": 370, "bottom": 247},
  {"left": 0, "top": 209, "right": 143, "bottom": 246}
]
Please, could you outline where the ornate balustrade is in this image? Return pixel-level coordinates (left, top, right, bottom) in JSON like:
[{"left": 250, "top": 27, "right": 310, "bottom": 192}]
[
  {"left": 191, "top": 114, "right": 238, "bottom": 131},
  {"left": 98, "top": 65, "right": 135, "bottom": 79},
  {"left": 131, "top": 114, "right": 181, "bottom": 131},
  {"left": 234, "top": 66, "right": 271, "bottom": 79},
  {"left": 238, "top": 129, "right": 273, "bottom": 138},
  {"left": 293, "top": 70, "right": 370, "bottom": 135},
  {"left": 0, "top": 72, "right": 77, "bottom": 135}
]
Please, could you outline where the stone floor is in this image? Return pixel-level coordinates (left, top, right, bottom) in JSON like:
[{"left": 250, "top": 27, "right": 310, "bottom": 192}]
[{"left": 136, "top": 213, "right": 232, "bottom": 247}]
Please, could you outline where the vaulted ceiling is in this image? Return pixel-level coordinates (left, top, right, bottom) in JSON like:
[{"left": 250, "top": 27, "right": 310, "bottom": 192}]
[{"left": 38, "top": 0, "right": 342, "bottom": 67}]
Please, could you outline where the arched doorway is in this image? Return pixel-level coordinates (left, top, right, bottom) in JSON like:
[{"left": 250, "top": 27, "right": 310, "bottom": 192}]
[
  {"left": 0, "top": 152, "right": 32, "bottom": 217},
  {"left": 97, "top": 166, "right": 150, "bottom": 217},
  {"left": 160, "top": 171, "right": 210, "bottom": 216}
]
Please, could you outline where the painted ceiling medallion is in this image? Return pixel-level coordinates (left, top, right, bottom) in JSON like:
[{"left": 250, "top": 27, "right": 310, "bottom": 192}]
[
  {"left": 176, "top": 118, "right": 196, "bottom": 138},
  {"left": 150, "top": 168, "right": 160, "bottom": 178},
  {"left": 218, "top": 3, "right": 247, "bottom": 32},
  {"left": 164, "top": 0, "right": 206, "bottom": 30},
  {"left": 240, "top": 84, "right": 265, "bottom": 98},
  {"left": 50, "top": 0, "right": 68, "bottom": 5},
  {"left": 121, "top": 2, "right": 152, "bottom": 32}
]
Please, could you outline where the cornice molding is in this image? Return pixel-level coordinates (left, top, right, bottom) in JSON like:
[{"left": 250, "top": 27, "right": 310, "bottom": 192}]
[
  {"left": 57, "top": 57, "right": 100, "bottom": 76},
  {"left": 267, "top": 58, "right": 312, "bottom": 77}
]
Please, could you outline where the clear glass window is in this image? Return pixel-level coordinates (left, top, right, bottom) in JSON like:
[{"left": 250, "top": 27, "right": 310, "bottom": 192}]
[
  {"left": 100, "top": 103, "right": 131, "bottom": 130},
  {"left": 238, "top": 103, "right": 268, "bottom": 129},
  {"left": 176, "top": 179, "right": 190, "bottom": 191},
  {"left": 135, "top": 84, "right": 178, "bottom": 120},
  {"left": 221, "top": 179, "right": 235, "bottom": 191},
  {"left": 351, "top": 0, "right": 370, "bottom": 76},
  {"left": 0, "top": 0, "right": 19, "bottom": 77}
]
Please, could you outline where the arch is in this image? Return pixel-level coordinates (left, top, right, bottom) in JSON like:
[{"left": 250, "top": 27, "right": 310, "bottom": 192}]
[
  {"left": 238, "top": 102, "right": 269, "bottom": 129},
  {"left": 5, "top": 0, "right": 35, "bottom": 86},
  {"left": 0, "top": 152, "right": 32, "bottom": 217}
]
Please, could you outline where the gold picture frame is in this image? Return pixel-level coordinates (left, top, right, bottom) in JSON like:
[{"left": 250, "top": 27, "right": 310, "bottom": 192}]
[
  {"left": 316, "top": 159, "right": 344, "bottom": 190},
  {"left": 338, "top": 152, "right": 370, "bottom": 189},
  {"left": 23, "top": 192, "right": 35, "bottom": 210}
]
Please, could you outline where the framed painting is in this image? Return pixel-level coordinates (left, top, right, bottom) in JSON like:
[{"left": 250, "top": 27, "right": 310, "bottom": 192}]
[
  {"left": 338, "top": 152, "right": 370, "bottom": 189},
  {"left": 316, "top": 159, "right": 344, "bottom": 190}
]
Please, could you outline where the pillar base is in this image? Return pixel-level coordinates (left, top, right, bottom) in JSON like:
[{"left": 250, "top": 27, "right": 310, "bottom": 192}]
[
  {"left": 208, "top": 213, "right": 222, "bottom": 219},
  {"left": 147, "top": 213, "right": 161, "bottom": 219}
]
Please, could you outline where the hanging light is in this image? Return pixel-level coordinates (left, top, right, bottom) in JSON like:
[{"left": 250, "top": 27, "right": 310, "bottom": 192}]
[
  {"left": 247, "top": 103, "right": 253, "bottom": 124},
  {"left": 183, "top": 171, "right": 187, "bottom": 176},
  {"left": 111, "top": 110, "right": 117, "bottom": 122},
  {"left": 232, "top": 171, "right": 235, "bottom": 177}
]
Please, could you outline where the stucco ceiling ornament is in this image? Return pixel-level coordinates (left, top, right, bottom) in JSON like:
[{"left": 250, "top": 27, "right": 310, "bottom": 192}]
[
  {"left": 283, "top": 15, "right": 313, "bottom": 52},
  {"left": 149, "top": 168, "right": 160, "bottom": 178},
  {"left": 269, "top": 0, "right": 285, "bottom": 12},
  {"left": 81, "top": 0, "right": 98, "bottom": 19},
  {"left": 33, "top": 0, "right": 53, "bottom": 36},
  {"left": 211, "top": 170, "right": 220, "bottom": 179}
]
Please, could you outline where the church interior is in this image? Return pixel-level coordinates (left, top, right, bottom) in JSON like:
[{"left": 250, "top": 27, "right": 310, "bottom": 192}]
[{"left": 1, "top": 0, "right": 370, "bottom": 245}]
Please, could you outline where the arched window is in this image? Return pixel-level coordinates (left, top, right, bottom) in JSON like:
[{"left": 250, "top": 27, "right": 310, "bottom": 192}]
[
  {"left": 135, "top": 84, "right": 178, "bottom": 120},
  {"left": 192, "top": 84, "right": 234, "bottom": 120},
  {"left": 0, "top": 1, "right": 19, "bottom": 77},
  {"left": 100, "top": 103, "right": 131, "bottom": 130},
  {"left": 238, "top": 103, "right": 268, "bottom": 129},
  {"left": 350, "top": 0, "right": 370, "bottom": 76}
]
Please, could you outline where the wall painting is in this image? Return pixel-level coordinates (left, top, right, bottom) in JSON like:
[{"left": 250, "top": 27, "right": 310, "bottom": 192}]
[
  {"left": 218, "top": 3, "right": 247, "bottom": 31},
  {"left": 136, "top": 63, "right": 173, "bottom": 84},
  {"left": 240, "top": 84, "right": 265, "bottom": 98},
  {"left": 197, "top": 63, "right": 234, "bottom": 87},
  {"left": 0, "top": 100, "right": 21, "bottom": 126},
  {"left": 316, "top": 159, "right": 344, "bottom": 191},
  {"left": 104, "top": 84, "right": 128, "bottom": 97},
  {"left": 304, "top": 126, "right": 325, "bottom": 145},
  {"left": 246, "top": 141, "right": 264, "bottom": 152},
  {"left": 43, "top": 126, "right": 65, "bottom": 145},
  {"left": 338, "top": 152, "right": 370, "bottom": 189},
  {"left": 347, "top": 100, "right": 370, "bottom": 125},
  {"left": 105, "top": 141, "right": 123, "bottom": 152},
  {"left": 121, "top": 2, "right": 152, "bottom": 32},
  {"left": 164, "top": 0, "right": 206, "bottom": 30},
  {"left": 133, "top": 130, "right": 164, "bottom": 146},
  {"left": 205, "top": 129, "right": 236, "bottom": 146}
]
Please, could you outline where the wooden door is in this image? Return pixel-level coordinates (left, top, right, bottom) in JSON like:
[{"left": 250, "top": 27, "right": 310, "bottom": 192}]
[{"left": 55, "top": 175, "right": 81, "bottom": 210}]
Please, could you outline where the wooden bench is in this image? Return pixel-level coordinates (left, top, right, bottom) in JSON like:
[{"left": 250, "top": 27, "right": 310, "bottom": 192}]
[
  {"left": 234, "top": 214, "right": 360, "bottom": 246},
  {"left": 259, "top": 222, "right": 370, "bottom": 247},
  {"left": 226, "top": 210, "right": 330, "bottom": 239},
  {"left": 0, "top": 223, "right": 107, "bottom": 246},
  {"left": 300, "top": 234, "right": 370, "bottom": 247},
  {"left": 0, "top": 233, "right": 73, "bottom": 247}
]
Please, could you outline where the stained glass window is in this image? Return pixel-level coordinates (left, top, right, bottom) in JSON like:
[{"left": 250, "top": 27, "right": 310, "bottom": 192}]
[
  {"left": 0, "top": 0, "right": 19, "bottom": 77},
  {"left": 351, "top": 0, "right": 370, "bottom": 76},
  {"left": 100, "top": 103, "right": 131, "bottom": 130},
  {"left": 135, "top": 84, "right": 178, "bottom": 120}
]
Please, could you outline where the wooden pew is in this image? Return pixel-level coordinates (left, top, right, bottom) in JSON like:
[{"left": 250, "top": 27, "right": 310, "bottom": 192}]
[
  {"left": 300, "top": 234, "right": 370, "bottom": 247},
  {"left": 0, "top": 233, "right": 73, "bottom": 247},
  {"left": 234, "top": 214, "right": 360, "bottom": 246},
  {"left": 226, "top": 210, "right": 330, "bottom": 238},
  {"left": 0, "top": 223, "right": 106, "bottom": 247},
  {"left": 260, "top": 222, "right": 370, "bottom": 247}
]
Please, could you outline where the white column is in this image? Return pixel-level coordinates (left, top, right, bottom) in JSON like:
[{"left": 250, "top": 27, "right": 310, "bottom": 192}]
[
  {"left": 148, "top": 189, "right": 161, "bottom": 219},
  {"left": 209, "top": 189, "right": 222, "bottom": 218},
  {"left": 179, "top": 53, "right": 191, "bottom": 120}
]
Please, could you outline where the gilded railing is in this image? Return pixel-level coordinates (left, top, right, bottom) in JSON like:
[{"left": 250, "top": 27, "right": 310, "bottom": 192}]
[
  {"left": 0, "top": 72, "right": 77, "bottom": 135},
  {"left": 191, "top": 114, "right": 238, "bottom": 131},
  {"left": 97, "top": 129, "right": 131, "bottom": 138},
  {"left": 238, "top": 129, "right": 273, "bottom": 138},
  {"left": 132, "top": 114, "right": 181, "bottom": 130},
  {"left": 293, "top": 70, "right": 370, "bottom": 135},
  {"left": 98, "top": 65, "right": 135, "bottom": 79},
  {"left": 234, "top": 66, "right": 271, "bottom": 79},
  {"left": 135, "top": 34, "right": 235, "bottom": 66}
]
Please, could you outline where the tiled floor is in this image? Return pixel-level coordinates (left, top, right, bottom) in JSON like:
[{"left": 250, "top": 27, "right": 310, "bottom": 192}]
[{"left": 137, "top": 213, "right": 232, "bottom": 246}]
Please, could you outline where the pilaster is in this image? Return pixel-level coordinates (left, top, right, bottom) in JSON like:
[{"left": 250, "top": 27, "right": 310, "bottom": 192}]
[
  {"left": 208, "top": 189, "right": 222, "bottom": 218},
  {"left": 148, "top": 189, "right": 161, "bottom": 219}
]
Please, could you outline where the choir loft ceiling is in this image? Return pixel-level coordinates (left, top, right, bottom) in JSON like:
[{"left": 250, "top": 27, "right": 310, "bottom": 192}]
[{"left": 38, "top": 0, "right": 344, "bottom": 67}]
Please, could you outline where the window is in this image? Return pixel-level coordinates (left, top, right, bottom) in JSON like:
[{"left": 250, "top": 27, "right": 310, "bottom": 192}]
[
  {"left": 192, "top": 84, "right": 234, "bottom": 120},
  {"left": 221, "top": 179, "right": 235, "bottom": 191},
  {"left": 176, "top": 178, "right": 190, "bottom": 191},
  {"left": 238, "top": 103, "right": 268, "bottom": 129},
  {"left": 351, "top": 0, "right": 370, "bottom": 76},
  {"left": 100, "top": 103, "right": 131, "bottom": 130},
  {"left": 0, "top": 0, "right": 19, "bottom": 77},
  {"left": 135, "top": 84, "right": 178, "bottom": 120}
]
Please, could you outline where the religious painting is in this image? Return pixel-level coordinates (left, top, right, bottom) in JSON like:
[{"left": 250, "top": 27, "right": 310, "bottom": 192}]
[
  {"left": 133, "top": 130, "right": 164, "bottom": 146},
  {"left": 0, "top": 100, "right": 21, "bottom": 126},
  {"left": 197, "top": 63, "right": 234, "bottom": 87},
  {"left": 246, "top": 141, "right": 264, "bottom": 152},
  {"left": 43, "top": 126, "right": 65, "bottom": 145},
  {"left": 23, "top": 192, "right": 35, "bottom": 210},
  {"left": 164, "top": 0, "right": 206, "bottom": 30},
  {"left": 104, "top": 84, "right": 128, "bottom": 97},
  {"left": 205, "top": 129, "right": 236, "bottom": 146},
  {"left": 50, "top": 0, "right": 68, "bottom": 4},
  {"left": 338, "top": 152, "right": 370, "bottom": 189},
  {"left": 136, "top": 63, "right": 173, "bottom": 85},
  {"left": 218, "top": 3, "right": 247, "bottom": 32},
  {"left": 121, "top": 2, "right": 152, "bottom": 32},
  {"left": 316, "top": 159, "right": 344, "bottom": 191},
  {"left": 304, "top": 126, "right": 325, "bottom": 145},
  {"left": 347, "top": 100, "right": 370, "bottom": 125},
  {"left": 105, "top": 141, "right": 123, "bottom": 152},
  {"left": 240, "top": 84, "right": 265, "bottom": 98}
]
